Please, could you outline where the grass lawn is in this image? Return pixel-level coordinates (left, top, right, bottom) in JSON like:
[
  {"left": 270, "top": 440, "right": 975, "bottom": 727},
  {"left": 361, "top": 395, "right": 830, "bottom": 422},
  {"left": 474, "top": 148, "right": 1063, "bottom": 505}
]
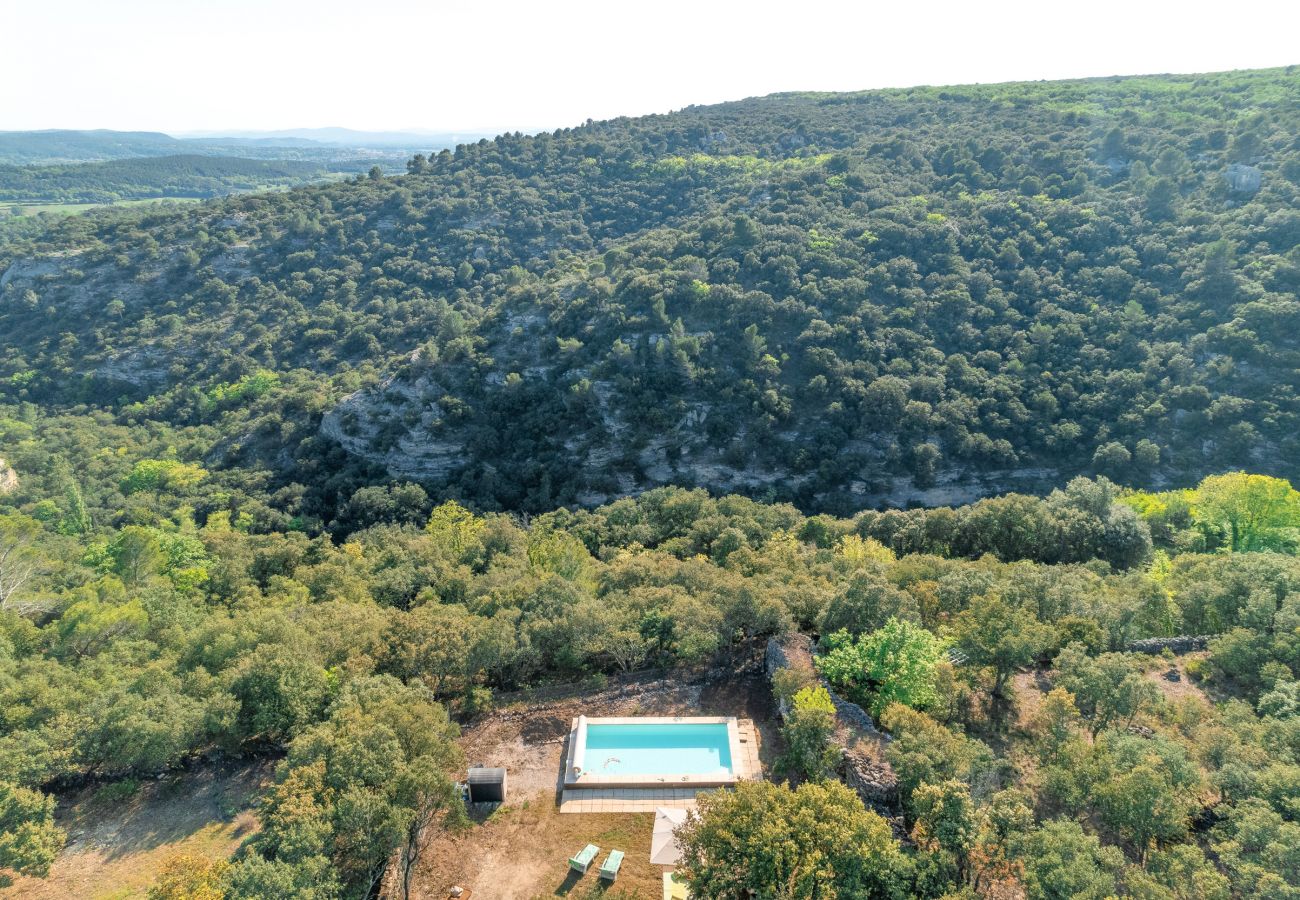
[{"left": 419, "top": 798, "right": 664, "bottom": 899}]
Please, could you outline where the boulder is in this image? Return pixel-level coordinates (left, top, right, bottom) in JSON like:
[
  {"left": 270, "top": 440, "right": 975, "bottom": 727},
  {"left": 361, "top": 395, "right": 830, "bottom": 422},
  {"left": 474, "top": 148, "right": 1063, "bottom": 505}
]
[{"left": 1224, "top": 163, "right": 1262, "bottom": 197}]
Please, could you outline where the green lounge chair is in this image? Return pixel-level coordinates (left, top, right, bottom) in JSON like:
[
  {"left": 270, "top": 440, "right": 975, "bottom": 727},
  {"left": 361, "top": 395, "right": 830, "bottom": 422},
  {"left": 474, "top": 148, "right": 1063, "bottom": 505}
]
[
  {"left": 599, "top": 849, "right": 624, "bottom": 881},
  {"left": 569, "top": 843, "right": 600, "bottom": 874}
]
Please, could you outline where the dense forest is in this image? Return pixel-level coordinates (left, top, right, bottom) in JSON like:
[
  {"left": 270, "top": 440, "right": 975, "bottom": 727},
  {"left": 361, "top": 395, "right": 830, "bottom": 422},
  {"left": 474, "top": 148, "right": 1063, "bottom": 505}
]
[
  {"left": 2, "top": 69, "right": 1298, "bottom": 514},
  {"left": 0, "top": 67, "right": 1299, "bottom": 897},
  {"left": 1, "top": 396, "right": 1299, "bottom": 896},
  {"left": 0, "top": 155, "right": 330, "bottom": 204}
]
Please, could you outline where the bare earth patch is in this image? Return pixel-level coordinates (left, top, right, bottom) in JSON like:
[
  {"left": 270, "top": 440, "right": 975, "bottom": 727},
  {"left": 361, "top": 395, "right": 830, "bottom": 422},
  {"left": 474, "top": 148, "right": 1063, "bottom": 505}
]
[
  {"left": 3, "top": 760, "right": 272, "bottom": 900},
  {"left": 1143, "top": 653, "right": 1213, "bottom": 707},
  {"left": 409, "top": 666, "right": 778, "bottom": 900}
]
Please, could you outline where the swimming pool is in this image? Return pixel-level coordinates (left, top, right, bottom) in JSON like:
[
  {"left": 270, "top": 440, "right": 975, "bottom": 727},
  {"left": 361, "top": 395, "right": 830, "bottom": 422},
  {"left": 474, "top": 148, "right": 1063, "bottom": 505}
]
[
  {"left": 585, "top": 722, "right": 732, "bottom": 776},
  {"left": 565, "top": 716, "right": 743, "bottom": 788}
]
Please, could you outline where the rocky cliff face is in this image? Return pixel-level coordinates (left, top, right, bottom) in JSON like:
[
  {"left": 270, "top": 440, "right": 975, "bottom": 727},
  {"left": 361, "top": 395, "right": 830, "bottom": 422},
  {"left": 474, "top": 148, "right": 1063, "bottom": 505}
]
[
  {"left": 318, "top": 363, "right": 1062, "bottom": 511},
  {"left": 0, "top": 458, "right": 17, "bottom": 494}
]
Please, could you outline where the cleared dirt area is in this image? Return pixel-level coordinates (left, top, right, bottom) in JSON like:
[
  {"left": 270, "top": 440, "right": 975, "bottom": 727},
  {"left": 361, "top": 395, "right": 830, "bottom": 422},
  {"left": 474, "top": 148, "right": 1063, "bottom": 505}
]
[
  {"left": 3, "top": 759, "right": 272, "bottom": 900},
  {"left": 1013, "top": 652, "right": 1215, "bottom": 735},
  {"left": 1143, "top": 653, "right": 1213, "bottom": 707},
  {"left": 410, "top": 665, "right": 779, "bottom": 900}
]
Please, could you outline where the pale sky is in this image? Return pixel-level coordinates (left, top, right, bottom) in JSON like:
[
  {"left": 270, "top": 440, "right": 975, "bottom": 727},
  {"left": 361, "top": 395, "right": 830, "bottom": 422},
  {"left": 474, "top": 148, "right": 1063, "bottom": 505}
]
[{"left": 4, "top": 0, "right": 1298, "bottom": 135}]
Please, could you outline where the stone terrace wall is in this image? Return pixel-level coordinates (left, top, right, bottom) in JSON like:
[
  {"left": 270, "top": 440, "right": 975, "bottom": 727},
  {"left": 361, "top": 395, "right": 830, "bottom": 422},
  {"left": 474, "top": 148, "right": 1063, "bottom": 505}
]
[
  {"left": 766, "top": 634, "right": 899, "bottom": 813},
  {"left": 766, "top": 633, "right": 890, "bottom": 741},
  {"left": 1125, "top": 636, "right": 1211, "bottom": 654}
]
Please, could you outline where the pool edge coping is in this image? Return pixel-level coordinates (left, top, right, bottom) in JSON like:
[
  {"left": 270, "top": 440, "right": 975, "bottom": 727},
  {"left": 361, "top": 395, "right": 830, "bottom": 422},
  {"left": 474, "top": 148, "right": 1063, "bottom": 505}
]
[{"left": 563, "top": 715, "right": 744, "bottom": 789}]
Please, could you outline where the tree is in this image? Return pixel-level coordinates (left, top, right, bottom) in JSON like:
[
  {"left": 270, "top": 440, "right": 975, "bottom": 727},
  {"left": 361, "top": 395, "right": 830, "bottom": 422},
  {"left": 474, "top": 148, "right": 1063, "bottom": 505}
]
[
  {"left": 338, "top": 483, "right": 429, "bottom": 533},
  {"left": 1134, "top": 439, "right": 1162, "bottom": 471},
  {"left": 120, "top": 458, "right": 207, "bottom": 496},
  {"left": 224, "top": 855, "right": 340, "bottom": 900},
  {"left": 817, "top": 619, "right": 945, "bottom": 715},
  {"left": 381, "top": 603, "right": 481, "bottom": 697},
  {"left": 54, "top": 596, "right": 148, "bottom": 659},
  {"left": 1195, "top": 473, "right": 1300, "bottom": 552},
  {"left": 1053, "top": 644, "right": 1159, "bottom": 736},
  {"left": 1128, "top": 845, "right": 1230, "bottom": 900},
  {"left": 819, "top": 572, "right": 917, "bottom": 637},
  {"left": 779, "top": 685, "right": 838, "bottom": 781},
  {"left": 0, "top": 782, "right": 65, "bottom": 886},
  {"left": 526, "top": 527, "right": 593, "bottom": 584},
  {"left": 392, "top": 756, "right": 466, "bottom": 900},
  {"left": 1014, "top": 819, "right": 1123, "bottom": 900},
  {"left": 1092, "top": 442, "right": 1131, "bottom": 478},
  {"left": 948, "top": 595, "right": 1053, "bottom": 701},
  {"left": 1146, "top": 177, "right": 1179, "bottom": 220},
  {"left": 911, "top": 779, "right": 976, "bottom": 879},
  {"left": 331, "top": 785, "right": 405, "bottom": 897},
  {"left": 969, "top": 789, "right": 1034, "bottom": 897},
  {"left": 677, "top": 780, "right": 912, "bottom": 900},
  {"left": 425, "top": 500, "right": 484, "bottom": 561},
  {"left": 240, "top": 676, "right": 463, "bottom": 898},
  {"left": 228, "top": 645, "right": 330, "bottom": 743},
  {"left": 880, "top": 705, "right": 996, "bottom": 804},
  {"left": 51, "top": 458, "right": 91, "bottom": 536},
  {"left": 1210, "top": 798, "right": 1300, "bottom": 897},
  {"left": 0, "top": 515, "right": 47, "bottom": 612},
  {"left": 147, "top": 854, "right": 228, "bottom": 900},
  {"left": 1032, "top": 688, "right": 1083, "bottom": 761},
  {"left": 104, "top": 526, "right": 164, "bottom": 586},
  {"left": 1094, "top": 764, "right": 1192, "bottom": 860}
]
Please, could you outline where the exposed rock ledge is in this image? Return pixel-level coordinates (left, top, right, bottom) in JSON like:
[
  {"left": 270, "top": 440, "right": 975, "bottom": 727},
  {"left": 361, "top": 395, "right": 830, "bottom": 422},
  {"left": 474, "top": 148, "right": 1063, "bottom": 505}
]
[{"left": 0, "top": 458, "right": 17, "bottom": 494}]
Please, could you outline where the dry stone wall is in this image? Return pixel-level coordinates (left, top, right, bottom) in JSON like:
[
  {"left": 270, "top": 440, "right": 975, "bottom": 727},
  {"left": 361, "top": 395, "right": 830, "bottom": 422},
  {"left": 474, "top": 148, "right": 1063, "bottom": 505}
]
[
  {"left": 766, "top": 634, "right": 898, "bottom": 812},
  {"left": 1125, "top": 636, "right": 1211, "bottom": 654}
]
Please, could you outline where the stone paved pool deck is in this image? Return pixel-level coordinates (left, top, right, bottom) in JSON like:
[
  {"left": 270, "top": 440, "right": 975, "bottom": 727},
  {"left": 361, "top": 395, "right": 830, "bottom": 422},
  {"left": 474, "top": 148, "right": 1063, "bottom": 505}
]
[{"left": 559, "top": 717, "right": 762, "bottom": 813}]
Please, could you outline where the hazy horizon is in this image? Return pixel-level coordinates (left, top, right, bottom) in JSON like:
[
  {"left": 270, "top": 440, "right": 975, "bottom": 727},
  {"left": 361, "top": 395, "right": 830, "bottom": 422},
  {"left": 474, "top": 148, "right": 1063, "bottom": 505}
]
[{"left": 4, "top": 0, "right": 1297, "bottom": 136}]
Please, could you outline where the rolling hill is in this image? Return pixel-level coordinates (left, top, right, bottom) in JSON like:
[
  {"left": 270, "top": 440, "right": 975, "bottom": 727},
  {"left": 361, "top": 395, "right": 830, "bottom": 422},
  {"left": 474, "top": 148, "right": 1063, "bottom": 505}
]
[
  {"left": 6, "top": 67, "right": 1300, "bottom": 900},
  {"left": 1, "top": 67, "right": 1298, "bottom": 516}
]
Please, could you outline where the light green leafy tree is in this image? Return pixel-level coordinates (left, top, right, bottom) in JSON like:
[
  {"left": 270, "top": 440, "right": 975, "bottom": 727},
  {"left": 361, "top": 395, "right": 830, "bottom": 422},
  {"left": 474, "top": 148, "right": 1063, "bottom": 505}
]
[
  {"left": 1195, "top": 473, "right": 1300, "bottom": 552},
  {"left": 818, "top": 618, "right": 945, "bottom": 716},
  {"left": 779, "top": 685, "right": 839, "bottom": 781},
  {"left": 0, "top": 782, "right": 65, "bottom": 887}
]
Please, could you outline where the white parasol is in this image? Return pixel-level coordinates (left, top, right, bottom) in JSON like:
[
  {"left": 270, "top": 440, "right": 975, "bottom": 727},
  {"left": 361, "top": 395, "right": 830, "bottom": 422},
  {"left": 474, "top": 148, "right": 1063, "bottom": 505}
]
[{"left": 650, "top": 806, "right": 690, "bottom": 866}]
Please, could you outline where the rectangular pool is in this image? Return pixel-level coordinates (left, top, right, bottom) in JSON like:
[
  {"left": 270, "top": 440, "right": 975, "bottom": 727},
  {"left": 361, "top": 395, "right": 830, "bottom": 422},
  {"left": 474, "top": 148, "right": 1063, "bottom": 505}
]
[
  {"left": 565, "top": 716, "right": 743, "bottom": 788},
  {"left": 585, "top": 722, "right": 732, "bottom": 776}
]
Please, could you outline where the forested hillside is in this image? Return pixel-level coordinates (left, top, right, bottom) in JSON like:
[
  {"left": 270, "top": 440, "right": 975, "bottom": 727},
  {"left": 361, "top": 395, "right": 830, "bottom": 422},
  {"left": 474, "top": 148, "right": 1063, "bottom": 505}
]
[
  {"left": 0, "top": 130, "right": 190, "bottom": 165},
  {"left": 3, "top": 64, "right": 1300, "bottom": 899},
  {"left": 3, "top": 392, "right": 1300, "bottom": 895},
  {"left": 1, "top": 68, "right": 1297, "bottom": 515}
]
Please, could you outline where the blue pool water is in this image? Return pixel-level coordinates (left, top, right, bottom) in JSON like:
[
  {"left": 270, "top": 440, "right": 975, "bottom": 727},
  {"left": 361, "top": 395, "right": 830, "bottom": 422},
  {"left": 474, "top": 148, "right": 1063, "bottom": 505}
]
[{"left": 583, "top": 722, "right": 732, "bottom": 776}]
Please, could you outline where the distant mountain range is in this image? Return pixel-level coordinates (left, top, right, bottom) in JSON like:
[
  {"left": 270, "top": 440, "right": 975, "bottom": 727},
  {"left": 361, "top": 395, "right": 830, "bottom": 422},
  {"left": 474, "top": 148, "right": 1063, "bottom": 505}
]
[
  {"left": 0, "top": 128, "right": 491, "bottom": 165},
  {"left": 176, "top": 127, "right": 495, "bottom": 148}
]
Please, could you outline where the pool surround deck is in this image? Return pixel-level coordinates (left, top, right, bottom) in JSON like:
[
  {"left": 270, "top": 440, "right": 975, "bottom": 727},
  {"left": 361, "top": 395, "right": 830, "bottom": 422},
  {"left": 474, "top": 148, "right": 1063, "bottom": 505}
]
[{"left": 559, "top": 716, "right": 762, "bottom": 812}]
